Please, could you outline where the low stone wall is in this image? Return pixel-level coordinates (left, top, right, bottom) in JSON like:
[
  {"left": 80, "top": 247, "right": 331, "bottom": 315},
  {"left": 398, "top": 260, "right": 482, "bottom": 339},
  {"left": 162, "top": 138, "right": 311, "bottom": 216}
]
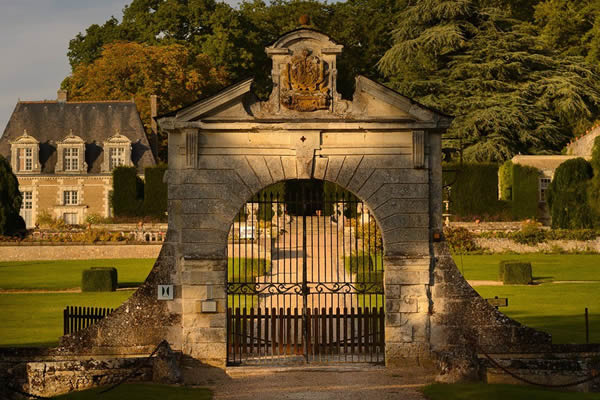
[
  {"left": 476, "top": 238, "right": 600, "bottom": 253},
  {"left": 0, "top": 243, "right": 162, "bottom": 261},
  {"left": 480, "top": 345, "right": 600, "bottom": 392}
]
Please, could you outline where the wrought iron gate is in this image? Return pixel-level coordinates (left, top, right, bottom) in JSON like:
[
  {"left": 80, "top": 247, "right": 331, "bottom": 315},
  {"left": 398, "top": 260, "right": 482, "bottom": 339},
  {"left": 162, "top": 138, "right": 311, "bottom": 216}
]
[{"left": 226, "top": 180, "right": 384, "bottom": 365}]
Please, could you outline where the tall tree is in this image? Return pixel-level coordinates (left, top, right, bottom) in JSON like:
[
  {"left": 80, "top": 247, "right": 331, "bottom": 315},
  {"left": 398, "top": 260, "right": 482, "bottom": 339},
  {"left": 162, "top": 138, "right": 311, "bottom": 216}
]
[
  {"left": 0, "top": 156, "right": 24, "bottom": 236},
  {"left": 62, "top": 42, "right": 228, "bottom": 160},
  {"left": 534, "top": 0, "right": 600, "bottom": 64},
  {"left": 379, "top": 0, "right": 600, "bottom": 161}
]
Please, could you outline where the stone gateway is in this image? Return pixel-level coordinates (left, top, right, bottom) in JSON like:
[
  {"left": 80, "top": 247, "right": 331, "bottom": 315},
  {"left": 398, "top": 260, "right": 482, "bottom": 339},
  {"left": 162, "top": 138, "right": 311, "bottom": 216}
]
[{"left": 60, "top": 29, "right": 549, "bottom": 378}]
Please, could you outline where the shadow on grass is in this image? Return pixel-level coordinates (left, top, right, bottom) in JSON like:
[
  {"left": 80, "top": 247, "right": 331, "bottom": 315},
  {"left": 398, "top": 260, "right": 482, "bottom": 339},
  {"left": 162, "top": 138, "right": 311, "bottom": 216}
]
[
  {"left": 118, "top": 282, "right": 143, "bottom": 289},
  {"left": 0, "top": 340, "right": 58, "bottom": 348}
]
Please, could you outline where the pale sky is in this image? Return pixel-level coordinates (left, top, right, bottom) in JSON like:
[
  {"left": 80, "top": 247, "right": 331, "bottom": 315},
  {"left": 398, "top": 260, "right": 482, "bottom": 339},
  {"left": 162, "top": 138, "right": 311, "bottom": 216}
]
[{"left": 0, "top": 0, "right": 134, "bottom": 135}]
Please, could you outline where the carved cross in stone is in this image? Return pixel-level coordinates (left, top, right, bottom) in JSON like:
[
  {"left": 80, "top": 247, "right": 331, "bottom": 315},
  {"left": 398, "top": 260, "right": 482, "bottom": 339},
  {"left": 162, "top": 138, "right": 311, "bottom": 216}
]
[{"left": 300, "top": 136, "right": 307, "bottom": 142}]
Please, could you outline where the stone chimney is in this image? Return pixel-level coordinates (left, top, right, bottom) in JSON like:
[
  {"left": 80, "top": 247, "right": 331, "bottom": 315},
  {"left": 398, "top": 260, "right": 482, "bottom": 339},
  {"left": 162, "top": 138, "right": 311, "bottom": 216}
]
[{"left": 57, "top": 90, "right": 68, "bottom": 103}]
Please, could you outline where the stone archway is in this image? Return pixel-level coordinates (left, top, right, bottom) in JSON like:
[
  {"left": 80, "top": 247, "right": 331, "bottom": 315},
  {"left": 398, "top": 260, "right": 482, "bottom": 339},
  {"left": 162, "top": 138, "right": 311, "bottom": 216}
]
[{"left": 60, "top": 28, "right": 551, "bottom": 376}]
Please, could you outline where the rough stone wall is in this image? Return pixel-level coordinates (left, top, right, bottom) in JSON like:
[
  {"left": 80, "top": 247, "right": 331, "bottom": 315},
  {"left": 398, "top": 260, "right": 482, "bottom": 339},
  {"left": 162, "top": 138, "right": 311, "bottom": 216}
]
[
  {"left": 0, "top": 244, "right": 161, "bottom": 261},
  {"left": 59, "top": 242, "right": 180, "bottom": 354}
]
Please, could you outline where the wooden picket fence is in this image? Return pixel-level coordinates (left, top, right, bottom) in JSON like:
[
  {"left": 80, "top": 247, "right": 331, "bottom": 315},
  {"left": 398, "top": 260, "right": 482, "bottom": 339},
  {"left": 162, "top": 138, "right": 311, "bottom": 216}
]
[
  {"left": 63, "top": 306, "right": 114, "bottom": 335},
  {"left": 227, "top": 307, "right": 385, "bottom": 364}
]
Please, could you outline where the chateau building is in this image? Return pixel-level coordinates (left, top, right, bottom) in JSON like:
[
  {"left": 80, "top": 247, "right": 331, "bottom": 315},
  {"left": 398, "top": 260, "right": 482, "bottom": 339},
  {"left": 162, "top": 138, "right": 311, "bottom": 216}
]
[{"left": 0, "top": 91, "right": 155, "bottom": 228}]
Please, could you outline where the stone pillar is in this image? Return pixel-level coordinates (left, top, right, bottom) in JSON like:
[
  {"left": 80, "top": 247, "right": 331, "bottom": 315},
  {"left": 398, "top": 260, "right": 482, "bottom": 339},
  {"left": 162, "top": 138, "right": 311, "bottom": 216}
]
[
  {"left": 180, "top": 258, "right": 227, "bottom": 368},
  {"left": 384, "top": 257, "right": 432, "bottom": 367}
]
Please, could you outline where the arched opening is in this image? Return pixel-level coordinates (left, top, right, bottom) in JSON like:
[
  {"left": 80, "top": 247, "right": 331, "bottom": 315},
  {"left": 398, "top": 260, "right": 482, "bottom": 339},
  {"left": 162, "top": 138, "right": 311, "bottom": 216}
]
[{"left": 226, "top": 179, "right": 384, "bottom": 365}]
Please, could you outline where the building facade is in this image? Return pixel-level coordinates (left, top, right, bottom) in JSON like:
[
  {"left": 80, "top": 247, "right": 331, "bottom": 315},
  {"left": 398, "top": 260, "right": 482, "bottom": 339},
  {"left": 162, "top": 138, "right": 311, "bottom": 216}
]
[{"left": 0, "top": 92, "right": 155, "bottom": 228}]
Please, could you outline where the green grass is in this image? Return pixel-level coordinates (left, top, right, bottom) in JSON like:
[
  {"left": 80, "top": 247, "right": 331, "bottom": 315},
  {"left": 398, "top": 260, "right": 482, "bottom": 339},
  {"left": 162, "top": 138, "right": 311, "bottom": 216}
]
[
  {"left": 452, "top": 254, "right": 600, "bottom": 282},
  {"left": 0, "top": 291, "right": 134, "bottom": 347},
  {"left": 474, "top": 283, "right": 600, "bottom": 343},
  {"left": 422, "top": 383, "right": 600, "bottom": 399},
  {"left": 227, "top": 257, "right": 270, "bottom": 282},
  {"left": 0, "top": 259, "right": 155, "bottom": 290},
  {"left": 55, "top": 383, "right": 211, "bottom": 400}
]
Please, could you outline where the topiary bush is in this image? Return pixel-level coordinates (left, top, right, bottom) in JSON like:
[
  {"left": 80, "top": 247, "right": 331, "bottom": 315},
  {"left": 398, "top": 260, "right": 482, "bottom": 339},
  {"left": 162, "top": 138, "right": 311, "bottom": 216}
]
[
  {"left": 587, "top": 136, "right": 600, "bottom": 223},
  {"left": 498, "top": 160, "right": 514, "bottom": 200},
  {"left": 112, "top": 166, "right": 144, "bottom": 217},
  {"left": 547, "top": 158, "right": 594, "bottom": 229},
  {"left": 142, "top": 164, "right": 167, "bottom": 217},
  {"left": 511, "top": 164, "right": 540, "bottom": 220},
  {"left": 82, "top": 267, "right": 118, "bottom": 292},
  {"left": 499, "top": 261, "right": 532, "bottom": 284}
]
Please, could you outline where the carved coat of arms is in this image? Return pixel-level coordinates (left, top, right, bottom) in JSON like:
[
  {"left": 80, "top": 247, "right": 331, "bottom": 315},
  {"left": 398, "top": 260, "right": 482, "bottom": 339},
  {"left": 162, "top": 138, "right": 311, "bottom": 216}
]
[{"left": 281, "top": 49, "right": 330, "bottom": 112}]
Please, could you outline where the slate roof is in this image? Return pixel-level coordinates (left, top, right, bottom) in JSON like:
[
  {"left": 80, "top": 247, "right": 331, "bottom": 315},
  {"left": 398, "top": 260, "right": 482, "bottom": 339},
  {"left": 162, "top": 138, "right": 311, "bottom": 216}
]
[{"left": 0, "top": 100, "right": 155, "bottom": 174}]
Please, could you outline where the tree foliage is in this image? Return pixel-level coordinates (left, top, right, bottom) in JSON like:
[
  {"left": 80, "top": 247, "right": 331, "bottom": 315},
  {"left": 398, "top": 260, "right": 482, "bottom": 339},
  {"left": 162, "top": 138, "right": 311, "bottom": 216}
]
[
  {"left": 379, "top": 0, "right": 600, "bottom": 161},
  {"left": 62, "top": 42, "right": 228, "bottom": 160},
  {"left": 112, "top": 166, "right": 144, "bottom": 217},
  {"left": 0, "top": 156, "right": 24, "bottom": 236},
  {"left": 547, "top": 157, "right": 594, "bottom": 229}
]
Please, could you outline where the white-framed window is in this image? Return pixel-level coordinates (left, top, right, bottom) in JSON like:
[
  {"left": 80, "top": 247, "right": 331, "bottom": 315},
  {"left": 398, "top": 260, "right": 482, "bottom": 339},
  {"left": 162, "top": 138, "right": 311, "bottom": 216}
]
[
  {"left": 64, "top": 147, "right": 79, "bottom": 171},
  {"left": 539, "top": 177, "right": 552, "bottom": 202},
  {"left": 63, "top": 190, "right": 78, "bottom": 206},
  {"left": 109, "top": 147, "right": 126, "bottom": 170},
  {"left": 22, "top": 191, "right": 33, "bottom": 209},
  {"left": 20, "top": 191, "right": 33, "bottom": 228},
  {"left": 19, "top": 148, "right": 33, "bottom": 171},
  {"left": 63, "top": 213, "right": 78, "bottom": 225}
]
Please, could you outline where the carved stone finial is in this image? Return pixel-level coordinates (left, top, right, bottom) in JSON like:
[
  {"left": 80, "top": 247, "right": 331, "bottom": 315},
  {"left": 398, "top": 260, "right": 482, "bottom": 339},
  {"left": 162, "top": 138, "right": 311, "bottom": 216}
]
[
  {"left": 299, "top": 14, "right": 310, "bottom": 26},
  {"left": 23, "top": 129, "right": 28, "bottom": 137}
]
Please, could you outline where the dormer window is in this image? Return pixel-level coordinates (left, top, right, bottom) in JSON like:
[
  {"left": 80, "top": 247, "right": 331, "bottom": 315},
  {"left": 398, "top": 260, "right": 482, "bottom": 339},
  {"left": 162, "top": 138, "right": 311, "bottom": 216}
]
[
  {"left": 55, "top": 130, "right": 87, "bottom": 174},
  {"left": 102, "top": 130, "right": 132, "bottom": 173},
  {"left": 10, "top": 130, "right": 41, "bottom": 173},
  {"left": 64, "top": 148, "right": 79, "bottom": 171},
  {"left": 109, "top": 147, "right": 126, "bottom": 170},
  {"left": 21, "top": 148, "right": 33, "bottom": 171}
]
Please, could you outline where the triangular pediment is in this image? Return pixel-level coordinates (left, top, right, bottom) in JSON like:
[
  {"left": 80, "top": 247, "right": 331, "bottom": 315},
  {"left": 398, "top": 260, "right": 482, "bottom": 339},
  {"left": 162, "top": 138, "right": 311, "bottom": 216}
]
[
  {"left": 172, "top": 79, "right": 253, "bottom": 122},
  {"left": 353, "top": 76, "right": 451, "bottom": 125}
]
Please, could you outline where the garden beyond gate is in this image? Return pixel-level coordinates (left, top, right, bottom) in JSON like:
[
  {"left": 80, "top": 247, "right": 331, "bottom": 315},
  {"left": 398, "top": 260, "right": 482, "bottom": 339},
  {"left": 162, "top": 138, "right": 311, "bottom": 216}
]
[{"left": 226, "top": 180, "right": 385, "bottom": 364}]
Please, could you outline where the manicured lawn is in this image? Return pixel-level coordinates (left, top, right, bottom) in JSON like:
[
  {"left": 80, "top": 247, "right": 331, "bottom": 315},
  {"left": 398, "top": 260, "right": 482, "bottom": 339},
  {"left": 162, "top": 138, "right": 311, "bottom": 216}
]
[
  {"left": 0, "top": 290, "right": 134, "bottom": 347},
  {"left": 474, "top": 283, "right": 600, "bottom": 343},
  {"left": 423, "top": 383, "right": 600, "bottom": 400},
  {"left": 452, "top": 254, "right": 600, "bottom": 282},
  {"left": 55, "top": 383, "right": 211, "bottom": 400},
  {"left": 228, "top": 257, "right": 270, "bottom": 282},
  {"left": 0, "top": 259, "right": 155, "bottom": 290}
]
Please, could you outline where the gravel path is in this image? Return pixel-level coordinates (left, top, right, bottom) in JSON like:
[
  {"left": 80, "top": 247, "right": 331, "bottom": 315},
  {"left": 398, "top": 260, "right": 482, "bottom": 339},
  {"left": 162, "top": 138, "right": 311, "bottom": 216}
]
[{"left": 185, "top": 365, "right": 434, "bottom": 400}]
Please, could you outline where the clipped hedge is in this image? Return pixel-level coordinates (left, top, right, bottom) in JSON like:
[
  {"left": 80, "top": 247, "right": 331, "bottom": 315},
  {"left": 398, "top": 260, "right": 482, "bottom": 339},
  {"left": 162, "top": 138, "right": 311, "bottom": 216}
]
[
  {"left": 511, "top": 164, "right": 539, "bottom": 220},
  {"left": 547, "top": 158, "right": 594, "bottom": 229},
  {"left": 442, "top": 163, "right": 508, "bottom": 218},
  {"left": 112, "top": 166, "right": 144, "bottom": 217},
  {"left": 498, "top": 161, "right": 513, "bottom": 200},
  {"left": 142, "top": 164, "right": 167, "bottom": 217},
  {"left": 82, "top": 267, "right": 118, "bottom": 292},
  {"left": 499, "top": 261, "right": 532, "bottom": 285}
]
